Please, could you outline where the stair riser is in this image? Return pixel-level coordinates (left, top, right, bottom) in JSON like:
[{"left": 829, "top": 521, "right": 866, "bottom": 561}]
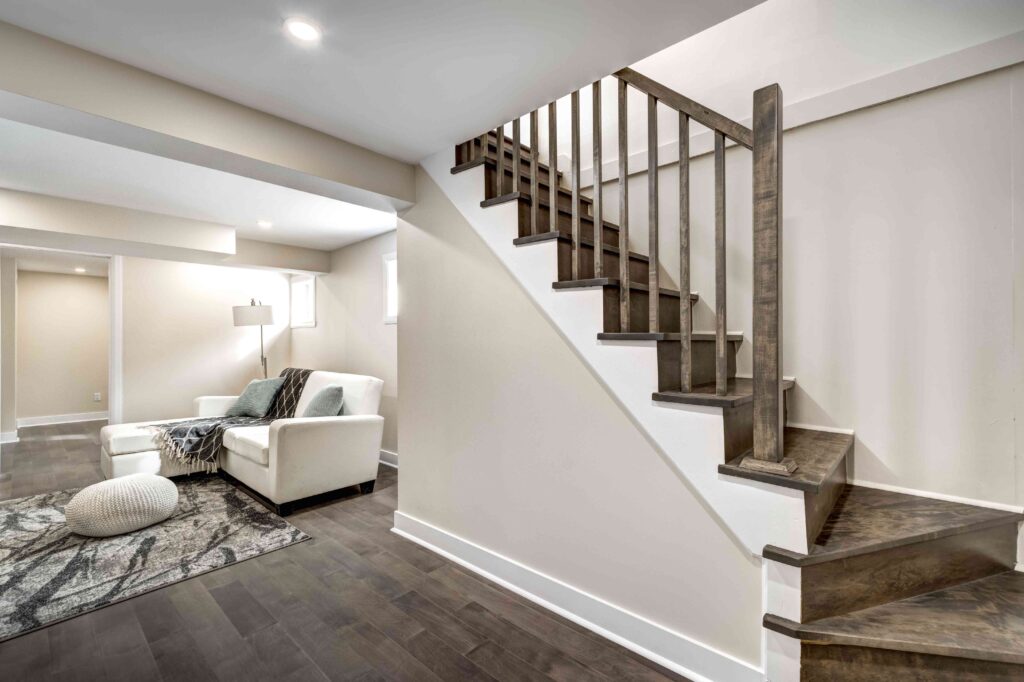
[
  {"left": 511, "top": 198, "right": 620, "bottom": 250},
  {"left": 800, "top": 522, "right": 1018, "bottom": 622},
  {"left": 600, "top": 287, "right": 688, "bottom": 334},
  {"left": 485, "top": 165, "right": 600, "bottom": 221},
  {"left": 655, "top": 340, "right": 738, "bottom": 392},
  {"left": 553, "top": 240, "right": 648, "bottom": 283},
  {"left": 462, "top": 134, "right": 563, "bottom": 182},
  {"left": 801, "top": 643, "right": 1024, "bottom": 681}
]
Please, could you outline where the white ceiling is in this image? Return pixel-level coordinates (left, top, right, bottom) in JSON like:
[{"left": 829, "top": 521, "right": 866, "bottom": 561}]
[
  {"left": 0, "top": 118, "right": 397, "bottom": 251},
  {"left": 4, "top": 246, "right": 108, "bottom": 277},
  {"left": 0, "top": 0, "right": 761, "bottom": 163}
]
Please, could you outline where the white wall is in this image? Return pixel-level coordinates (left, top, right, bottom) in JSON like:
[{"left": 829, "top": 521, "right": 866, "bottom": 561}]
[
  {"left": 121, "top": 257, "right": 291, "bottom": 422},
  {"left": 398, "top": 167, "right": 763, "bottom": 669},
  {"left": 291, "top": 231, "right": 399, "bottom": 453},
  {"left": 589, "top": 64, "right": 1024, "bottom": 507},
  {"left": 16, "top": 271, "right": 108, "bottom": 418}
]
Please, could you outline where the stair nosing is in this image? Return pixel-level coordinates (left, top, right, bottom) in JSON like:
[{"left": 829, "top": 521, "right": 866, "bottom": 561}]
[
  {"left": 513, "top": 232, "right": 651, "bottom": 264},
  {"left": 597, "top": 332, "right": 743, "bottom": 343}
]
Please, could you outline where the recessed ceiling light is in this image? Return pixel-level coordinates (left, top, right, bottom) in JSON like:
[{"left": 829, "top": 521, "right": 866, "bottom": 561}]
[
  {"left": 74, "top": 267, "right": 86, "bottom": 273},
  {"left": 257, "top": 220, "right": 273, "bottom": 229},
  {"left": 284, "top": 18, "right": 321, "bottom": 43}
]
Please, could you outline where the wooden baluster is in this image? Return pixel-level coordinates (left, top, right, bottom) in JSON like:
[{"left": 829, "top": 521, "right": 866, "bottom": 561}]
[
  {"left": 548, "top": 101, "right": 558, "bottom": 234},
  {"left": 746, "top": 83, "right": 794, "bottom": 474},
  {"left": 592, "top": 80, "right": 603, "bottom": 278},
  {"left": 529, "top": 109, "right": 539, "bottom": 235},
  {"left": 714, "top": 131, "right": 727, "bottom": 396},
  {"left": 477, "top": 133, "right": 487, "bottom": 162},
  {"left": 496, "top": 126, "right": 506, "bottom": 196},
  {"left": 647, "top": 94, "right": 659, "bottom": 332},
  {"left": 512, "top": 117, "right": 521, "bottom": 194},
  {"left": 571, "top": 89, "right": 581, "bottom": 280},
  {"left": 679, "top": 113, "right": 692, "bottom": 393},
  {"left": 617, "top": 79, "right": 630, "bottom": 331}
]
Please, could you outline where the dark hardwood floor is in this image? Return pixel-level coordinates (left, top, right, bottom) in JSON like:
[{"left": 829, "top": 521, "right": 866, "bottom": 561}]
[{"left": 0, "top": 422, "right": 689, "bottom": 682}]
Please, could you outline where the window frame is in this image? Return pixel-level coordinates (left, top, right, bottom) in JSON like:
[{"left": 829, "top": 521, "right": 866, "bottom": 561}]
[
  {"left": 289, "top": 274, "right": 317, "bottom": 329},
  {"left": 383, "top": 252, "right": 398, "bottom": 325}
]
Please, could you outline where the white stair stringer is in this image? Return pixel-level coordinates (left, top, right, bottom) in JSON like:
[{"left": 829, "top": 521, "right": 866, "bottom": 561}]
[{"left": 422, "top": 148, "right": 808, "bottom": 555}]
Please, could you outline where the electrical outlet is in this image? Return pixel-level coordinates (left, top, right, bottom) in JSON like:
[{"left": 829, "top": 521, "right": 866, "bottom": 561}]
[{"left": 93, "top": 392, "right": 102, "bottom": 402}]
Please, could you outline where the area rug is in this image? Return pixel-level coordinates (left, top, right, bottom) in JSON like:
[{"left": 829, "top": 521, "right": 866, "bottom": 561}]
[{"left": 0, "top": 475, "right": 310, "bottom": 642}]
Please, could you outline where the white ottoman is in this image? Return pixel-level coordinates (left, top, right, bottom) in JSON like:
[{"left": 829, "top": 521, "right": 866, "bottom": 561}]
[{"left": 65, "top": 473, "right": 179, "bottom": 537}]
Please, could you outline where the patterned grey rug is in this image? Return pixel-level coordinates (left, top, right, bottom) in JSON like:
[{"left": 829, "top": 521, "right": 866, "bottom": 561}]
[{"left": 0, "top": 475, "right": 310, "bottom": 642}]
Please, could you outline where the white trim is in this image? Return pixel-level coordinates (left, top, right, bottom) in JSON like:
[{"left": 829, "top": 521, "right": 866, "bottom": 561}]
[
  {"left": 393, "top": 510, "right": 762, "bottom": 682},
  {"left": 849, "top": 478, "right": 1024, "bottom": 514},
  {"left": 17, "top": 411, "right": 108, "bottom": 428},
  {"left": 784, "top": 422, "right": 855, "bottom": 436},
  {"left": 0, "top": 431, "right": 18, "bottom": 444},
  {"left": 382, "top": 251, "right": 398, "bottom": 325},
  {"left": 581, "top": 30, "right": 1024, "bottom": 187},
  {"left": 108, "top": 255, "right": 124, "bottom": 425},
  {"left": 379, "top": 449, "right": 398, "bottom": 468}
]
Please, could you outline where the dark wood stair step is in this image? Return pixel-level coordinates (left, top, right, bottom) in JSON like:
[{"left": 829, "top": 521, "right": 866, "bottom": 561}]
[
  {"left": 597, "top": 331, "right": 743, "bottom": 342},
  {"left": 716, "top": 424, "right": 848, "bottom": 492},
  {"left": 654, "top": 377, "right": 795, "bottom": 409},
  {"left": 484, "top": 190, "right": 627, "bottom": 255},
  {"left": 764, "top": 571, "right": 1024, "bottom": 668},
  {"left": 553, "top": 277, "right": 697, "bottom": 301},
  {"left": 763, "top": 484, "right": 1023, "bottom": 622}
]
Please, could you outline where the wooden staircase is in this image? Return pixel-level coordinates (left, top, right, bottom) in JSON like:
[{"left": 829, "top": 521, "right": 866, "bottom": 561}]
[{"left": 449, "top": 72, "right": 1023, "bottom": 680}]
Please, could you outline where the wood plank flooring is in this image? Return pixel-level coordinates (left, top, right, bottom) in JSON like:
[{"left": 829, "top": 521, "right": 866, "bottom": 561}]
[{"left": 0, "top": 422, "right": 689, "bottom": 682}]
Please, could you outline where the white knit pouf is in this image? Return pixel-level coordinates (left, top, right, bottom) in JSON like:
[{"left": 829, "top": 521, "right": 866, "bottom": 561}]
[{"left": 65, "top": 473, "right": 179, "bottom": 537}]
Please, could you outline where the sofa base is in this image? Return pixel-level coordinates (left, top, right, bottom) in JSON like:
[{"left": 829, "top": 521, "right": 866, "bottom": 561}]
[{"left": 218, "top": 469, "right": 377, "bottom": 516}]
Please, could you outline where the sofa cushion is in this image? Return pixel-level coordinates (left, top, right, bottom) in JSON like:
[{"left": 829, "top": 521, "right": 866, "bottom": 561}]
[
  {"left": 222, "top": 426, "right": 270, "bottom": 466},
  {"left": 296, "top": 371, "right": 383, "bottom": 417},
  {"left": 101, "top": 419, "right": 183, "bottom": 455},
  {"left": 302, "top": 385, "right": 345, "bottom": 417},
  {"left": 226, "top": 377, "right": 285, "bottom": 417}
]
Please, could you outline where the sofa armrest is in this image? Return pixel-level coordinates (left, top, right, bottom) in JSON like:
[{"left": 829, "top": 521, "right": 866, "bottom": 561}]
[
  {"left": 193, "top": 395, "right": 239, "bottom": 418},
  {"left": 269, "top": 415, "right": 384, "bottom": 487}
]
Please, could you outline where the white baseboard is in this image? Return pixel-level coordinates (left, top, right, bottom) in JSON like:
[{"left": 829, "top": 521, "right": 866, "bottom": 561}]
[
  {"left": 379, "top": 449, "right": 398, "bottom": 468},
  {"left": 393, "top": 511, "right": 761, "bottom": 682},
  {"left": 0, "top": 431, "right": 18, "bottom": 444},
  {"left": 17, "top": 411, "right": 109, "bottom": 428},
  {"left": 849, "top": 478, "right": 1024, "bottom": 514}
]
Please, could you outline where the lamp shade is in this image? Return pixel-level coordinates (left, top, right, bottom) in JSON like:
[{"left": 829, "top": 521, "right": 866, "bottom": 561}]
[{"left": 233, "top": 303, "right": 273, "bottom": 326}]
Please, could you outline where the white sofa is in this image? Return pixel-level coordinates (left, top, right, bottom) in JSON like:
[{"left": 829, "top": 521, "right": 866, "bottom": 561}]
[{"left": 99, "top": 371, "right": 385, "bottom": 514}]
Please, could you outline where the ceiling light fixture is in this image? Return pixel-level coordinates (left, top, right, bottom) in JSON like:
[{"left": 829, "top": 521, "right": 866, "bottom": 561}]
[
  {"left": 257, "top": 220, "right": 273, "bottom": 229},
  {"left": 284, "top": 18, "right": 322, "bottom": 43},
  {"left": 74, "top": 267, "right": 86, "bottom": 273}
]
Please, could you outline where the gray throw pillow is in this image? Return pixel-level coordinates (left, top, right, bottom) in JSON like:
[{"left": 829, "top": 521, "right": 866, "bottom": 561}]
[
  {"left": 226, "top": 377, "right": 285, "bottom": 417},
  {"left": 302, "top": 385, "right": 345, "bottom": 417}
]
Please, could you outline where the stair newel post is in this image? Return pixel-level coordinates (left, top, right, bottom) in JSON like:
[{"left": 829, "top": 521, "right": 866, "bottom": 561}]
[
  {"left": 496, "top": 125, "right": 506, "bottom": 196},
  {"left": 529, "top": 110, "right": 539, "bottom": 236},
  {"left": 744, "top": 83, "right": 796, "bottom": 475},
  {"left": 548, "top": 101, "right": 558, "bottom": 234},
  {"left": 714, "top": 131, "right": 727, "bottom": 397},
  {"left": 647, "top": 94, "right": 659, "bottom": 333},
  {"left": 512, "top": 117, "right": 522, "bottom": 194},
  {"left": 679, "top": 112, "right": 692, "bottom": 393},
  {"left": 571, "top": 89, "right": 581, "bottom": 280},
  {"left": 592, "top": 80, "right": 603, "bottom": 278},
  {"left": 617, "top": 79, "right": 631, "bottom": 332}
]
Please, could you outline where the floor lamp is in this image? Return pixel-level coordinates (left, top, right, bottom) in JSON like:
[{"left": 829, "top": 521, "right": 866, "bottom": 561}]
[{"left": 233, "top": 299, "right": 273, "bottom": 379}]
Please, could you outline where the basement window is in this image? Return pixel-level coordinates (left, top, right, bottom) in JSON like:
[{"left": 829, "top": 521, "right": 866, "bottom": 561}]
[
  {"left": 290, "top": 274, "right": 316, "bottom": 328},
  {"left": 383, "top": 252, "right": 398, "bottom": 324}
]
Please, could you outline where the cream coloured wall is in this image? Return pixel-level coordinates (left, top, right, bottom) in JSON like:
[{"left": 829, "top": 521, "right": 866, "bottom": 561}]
[
  {"left": 397, "top": 167, "right": 763, "bottom": 667},
  {"left": 121, "top": 257, "right": 291, "bottom": 422},
  {"left": 588, "top": 64, "right": 1024, "bottom": 507},
  {"left": 0, "top": 256, "right": 16, "bottom": 433},
  {"left": 291, "top": 231, "right": 398, "bottom": 453},
  {"left": 16, "top": 271, "right": 108, "bottom": 419}
]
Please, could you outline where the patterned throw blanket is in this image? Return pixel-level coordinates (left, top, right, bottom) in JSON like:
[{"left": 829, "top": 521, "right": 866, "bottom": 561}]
[{"left": 151, "top": 367, "right": 312, "bottom": 472}]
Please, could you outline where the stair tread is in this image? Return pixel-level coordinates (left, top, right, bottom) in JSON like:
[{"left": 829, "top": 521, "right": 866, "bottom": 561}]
[
  {"left": 597, "top": 331, "right": 742, "bottom": 342},
  {"left": 513, "top": 231, "right": 650, "bottom": 263},
  {"left": 764, "top": 485, "right": 1023, "bottom": 566},
  {"left": 717, "top": 425, "right": 851, "bottom": 492},
  {"left": 553, "top": 278, "right": 699, "bottom": 301},
  {"left": 481, "top": 187, "right": 624, "bottom": 236},
  {"left": 764, "top": 571, "right": 1024, "bottom": 665},
  {"left": 653, "top": 377, "right": 794, "bottom": 409}
]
